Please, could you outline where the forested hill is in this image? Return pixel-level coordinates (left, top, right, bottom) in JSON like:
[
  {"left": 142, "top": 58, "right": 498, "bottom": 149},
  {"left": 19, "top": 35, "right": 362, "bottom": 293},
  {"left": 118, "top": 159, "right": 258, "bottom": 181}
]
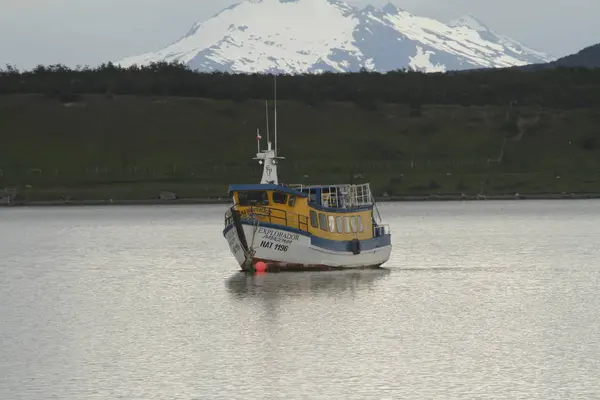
[
  {"left": 1, "top": 62, "right": 600, "bottom": 109},
  {"left": 518, "top": 43, "right": 600, "bottom": 71},
  {"left": 1, "top": 63, "right": 600, "bottom": 202},
  {"left": 549, "top": 43, "right": 600, "bottom": 68}
]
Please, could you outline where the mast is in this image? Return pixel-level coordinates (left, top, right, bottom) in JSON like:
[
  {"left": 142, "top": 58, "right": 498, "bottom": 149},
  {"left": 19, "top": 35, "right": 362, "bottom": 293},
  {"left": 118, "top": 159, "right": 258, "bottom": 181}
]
[
  {"left": 265, "top": 100, "right": 270, "bottom": 145},
  {"left": 253, "top": 73, "right": 284, "bottom": 185},
  {"left": 274, "top": 74, "right": 278, "bottom": 157}
]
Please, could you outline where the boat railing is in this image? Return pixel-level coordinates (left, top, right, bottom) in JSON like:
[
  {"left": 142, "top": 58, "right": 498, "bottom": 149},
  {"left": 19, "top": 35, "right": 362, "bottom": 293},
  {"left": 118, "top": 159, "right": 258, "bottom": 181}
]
[
  {"left": 228, "top": 206, "right": 309, "bottom": 232},
  {"left": 288, "top": 183, "right": 374, "bottom": 209},
  {"left": 298, "top": 214, "right": 309, "bottom": 231},
  {"left": 374, "top": 224, "right": 391, "bottom": 237}
]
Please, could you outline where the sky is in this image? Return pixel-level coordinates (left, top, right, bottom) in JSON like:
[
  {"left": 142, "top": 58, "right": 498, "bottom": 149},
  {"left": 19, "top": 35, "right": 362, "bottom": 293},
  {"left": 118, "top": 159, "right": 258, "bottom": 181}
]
[{"left": 0, "top": 0, "right": 598, "bottom": 70}]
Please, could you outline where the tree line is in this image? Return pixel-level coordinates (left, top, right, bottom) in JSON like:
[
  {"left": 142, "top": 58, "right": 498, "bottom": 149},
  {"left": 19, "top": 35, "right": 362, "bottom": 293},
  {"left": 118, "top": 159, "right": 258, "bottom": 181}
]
[{"left": 1, "top": 61, "right": 600, "bottom": 109}]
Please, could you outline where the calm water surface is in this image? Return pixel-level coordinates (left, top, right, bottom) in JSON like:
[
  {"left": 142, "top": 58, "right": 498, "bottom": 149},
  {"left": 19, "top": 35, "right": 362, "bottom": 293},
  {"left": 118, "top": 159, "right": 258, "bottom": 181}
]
[{"left": 1, "top": 201, "right": 599, "bottom": 399}]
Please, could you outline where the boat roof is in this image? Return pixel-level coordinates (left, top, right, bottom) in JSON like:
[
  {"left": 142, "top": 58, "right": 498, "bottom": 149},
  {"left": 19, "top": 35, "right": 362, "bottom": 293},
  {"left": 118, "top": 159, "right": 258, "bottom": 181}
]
[
  {"left": 228, "top": 184, "right": 308, "bottom": 197},
  {"left": 229, "top": 183, "right": 377, "bottom": 212},
  {"left": 289, "top": 184, "right": 356, "bottom": 190}
]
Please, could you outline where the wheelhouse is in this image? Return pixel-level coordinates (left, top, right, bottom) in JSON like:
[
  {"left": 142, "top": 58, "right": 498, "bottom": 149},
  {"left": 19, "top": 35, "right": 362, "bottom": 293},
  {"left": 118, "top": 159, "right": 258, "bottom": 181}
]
[
  {"left": 227, "top": 184, "right": 310, "bottom": 233},
  {"left": 229, "top": 184, "right": 306, "bottom": 207}
]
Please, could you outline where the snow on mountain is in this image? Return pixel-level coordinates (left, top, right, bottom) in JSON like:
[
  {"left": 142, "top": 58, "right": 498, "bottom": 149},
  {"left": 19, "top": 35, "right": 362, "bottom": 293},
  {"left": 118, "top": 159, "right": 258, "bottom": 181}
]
[
  {"left": 116, "top": 0, "right": 554, "bottom": 74},
  {"left": 448, "top": 14, "right": 551, "bottom": 63},
  {"left": 448, "top": 14, "right": 489, "bottom": 32}
]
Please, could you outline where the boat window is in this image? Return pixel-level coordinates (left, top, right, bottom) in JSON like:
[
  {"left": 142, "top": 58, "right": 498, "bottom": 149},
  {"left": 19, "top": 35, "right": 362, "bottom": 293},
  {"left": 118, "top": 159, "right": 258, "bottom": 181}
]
[
  {"left": 350, "top": 216, "right": 357, "bottom": 233},
  {"left": 288, "top": 196, "right": 296, "bottom": 207},
  {"left": 310, "top": 210, "right": 318, "bottom": 228},
  {"left": 343, "top": 217, "right": 350, "bottom": 233},
  {"left": 335, "top": 216, "right": 343, "bottom": 233},
  {"left": 272, "top": 191, "right": 288, "bottom": 205},
  {"left": 319, "top": 213, "right": 328, "bottom": 231},
  {"left": 238, "top": 191, "right": 269, "bottom": 206},
  {"left": 328, "top": 216, "right": 335, "bottom": 233},
  {"left": 357, "top": 216, "right": 364, "bottom": 232}
]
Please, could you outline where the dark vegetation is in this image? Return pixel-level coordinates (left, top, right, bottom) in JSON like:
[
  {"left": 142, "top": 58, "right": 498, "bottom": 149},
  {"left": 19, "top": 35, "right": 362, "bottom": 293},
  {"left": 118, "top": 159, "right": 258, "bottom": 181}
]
[
  {"left": 1, "top": 61, "right": 600, "bottom": 201},
  {"left": 520, "top": 43, "right": 600, "bottom": 70},
  {"left": 2, "top": 61, "right": 600, "bottom": 108}
]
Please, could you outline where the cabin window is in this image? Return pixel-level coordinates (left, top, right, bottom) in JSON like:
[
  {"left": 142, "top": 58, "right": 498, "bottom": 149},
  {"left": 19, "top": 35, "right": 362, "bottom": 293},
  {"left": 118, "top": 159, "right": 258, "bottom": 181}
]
[
  {"left": 319, "top": 213, "right": 328, "bottom": 231},
  {"left": 343, "top": 217, "right": 351, "bottom": 233},
  {"left": 350, "top": 216, "right": 357, "bottom": 233},
  {"left": 238, "top": 191, "right": 268, "bottom": 206},
  {"left": 288, "top": 196, "right": 296, "bottom": 207},
  {"left": 335, "top": 216, "right": 343, "bottom": 233},
  {"left": 310, "top": 210, "right": 318, "bottom": 228},
  {"left": 328, "top": 216, "right": 335, "bottom": 233},
  {"left": 357, "top": 216, "right": 364, "bottom": 232},
  {"left": 272, "top": 192, "right": 288, "bottom": 205}
]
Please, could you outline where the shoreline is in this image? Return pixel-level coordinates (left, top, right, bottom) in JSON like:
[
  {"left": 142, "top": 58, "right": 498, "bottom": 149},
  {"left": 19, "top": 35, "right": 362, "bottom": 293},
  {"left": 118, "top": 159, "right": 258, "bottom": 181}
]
[{"left": 3, "top": 193, "right": 600, "bottom": 207}]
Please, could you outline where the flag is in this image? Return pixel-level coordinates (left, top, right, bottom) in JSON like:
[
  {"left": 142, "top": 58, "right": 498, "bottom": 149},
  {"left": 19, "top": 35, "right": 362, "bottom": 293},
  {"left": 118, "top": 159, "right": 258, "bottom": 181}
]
[{"left": 256, "top": 130, "right": 262, "bottom": 140}]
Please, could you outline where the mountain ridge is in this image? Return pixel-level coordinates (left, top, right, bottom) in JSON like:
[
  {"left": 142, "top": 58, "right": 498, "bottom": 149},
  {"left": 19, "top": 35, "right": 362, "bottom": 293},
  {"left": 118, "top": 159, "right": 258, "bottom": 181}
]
[
  {"left": 116, "top": 0, "right": 553, "bottom": 74},
  {"left": 529, "top": 43, "right": 600, "bottom": 69}
]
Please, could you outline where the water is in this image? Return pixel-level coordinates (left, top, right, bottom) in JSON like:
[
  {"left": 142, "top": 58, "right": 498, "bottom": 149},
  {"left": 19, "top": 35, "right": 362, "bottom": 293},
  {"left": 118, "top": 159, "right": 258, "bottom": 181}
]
[{"left": 1, "top": 201, "right": 599, "bottom": 399}]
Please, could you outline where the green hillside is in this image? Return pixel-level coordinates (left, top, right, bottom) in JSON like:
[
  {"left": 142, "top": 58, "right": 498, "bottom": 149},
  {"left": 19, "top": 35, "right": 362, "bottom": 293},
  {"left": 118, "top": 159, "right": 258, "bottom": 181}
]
[{"left": 1, "top": 91, "right": 599, "bottom": 202}]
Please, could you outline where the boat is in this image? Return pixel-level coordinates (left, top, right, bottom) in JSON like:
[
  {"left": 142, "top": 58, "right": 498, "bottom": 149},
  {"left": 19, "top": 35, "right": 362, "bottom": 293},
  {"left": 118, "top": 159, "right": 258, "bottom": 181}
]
[{"left": 222, "top": 77, "right": 392, "bottom": 272}]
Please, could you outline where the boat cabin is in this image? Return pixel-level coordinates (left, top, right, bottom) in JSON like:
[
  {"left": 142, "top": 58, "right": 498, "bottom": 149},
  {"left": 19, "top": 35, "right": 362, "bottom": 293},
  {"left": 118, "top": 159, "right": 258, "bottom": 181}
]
[
  {"left": 228, "top": 183, "right": 374, "bottom": 210},
  {"left": 227, "top": 183, "right": 380, "bottom": 241}
]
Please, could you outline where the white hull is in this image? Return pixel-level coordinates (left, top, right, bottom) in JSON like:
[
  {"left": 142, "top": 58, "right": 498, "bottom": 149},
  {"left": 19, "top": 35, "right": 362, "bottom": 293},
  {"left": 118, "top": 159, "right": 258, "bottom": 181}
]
[{"left": 224, "top": 222, "right": 391, "bottom": 271}]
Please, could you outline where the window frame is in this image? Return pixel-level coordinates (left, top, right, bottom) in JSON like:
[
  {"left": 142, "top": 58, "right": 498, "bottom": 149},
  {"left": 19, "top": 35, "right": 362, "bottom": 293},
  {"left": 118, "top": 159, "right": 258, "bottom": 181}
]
[
  {"left": 319, "top": 213, "right": 328, "bottom": 231},
  {"left": 237, "top": 191, "right": 269, "bottom": 206},
  {"left": 343, "top": 217, "right": 351, "bottom": 233},
  {"left": 310, "top": 210, "right": 319, "bottom": 228},
  {"left": 328, "top": 215, "right": 335, "bottom": 233},
  {"left": 350, "top": 216, "right": 357, "bottom": 233},
  {"left": 272, "top": 191, "right": 288, "bottom": 205}
]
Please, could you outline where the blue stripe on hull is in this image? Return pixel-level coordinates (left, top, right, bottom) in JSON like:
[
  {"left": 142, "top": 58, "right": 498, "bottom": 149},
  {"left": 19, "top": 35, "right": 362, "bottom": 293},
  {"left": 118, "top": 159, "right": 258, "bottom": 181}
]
[
  {"left": 310, "top": 234, "right": 391, "bottom": 252},
  {"left": 225, "top": 220, "right": 391, "bottom": 253}
]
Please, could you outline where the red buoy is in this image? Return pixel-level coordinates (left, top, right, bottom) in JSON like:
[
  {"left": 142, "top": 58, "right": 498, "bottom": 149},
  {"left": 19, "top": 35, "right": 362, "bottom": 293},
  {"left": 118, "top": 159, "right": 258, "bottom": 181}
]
[{"left": 254, "top": 261, "right": 267, "bottom": 273}]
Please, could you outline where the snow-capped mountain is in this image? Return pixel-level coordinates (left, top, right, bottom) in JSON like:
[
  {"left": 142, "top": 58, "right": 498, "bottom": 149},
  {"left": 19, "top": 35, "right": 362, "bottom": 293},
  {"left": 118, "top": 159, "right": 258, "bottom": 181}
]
[
  {"left": 447, "top": 14, "right": 550, "bottom": 63},
  {"left": 116, "top": 0, "right": 554, "bottom": 74}
]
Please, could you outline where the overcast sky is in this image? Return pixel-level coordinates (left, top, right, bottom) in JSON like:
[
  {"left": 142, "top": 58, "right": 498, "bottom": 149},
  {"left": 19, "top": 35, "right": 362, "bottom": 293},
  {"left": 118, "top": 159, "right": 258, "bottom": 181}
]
[{"left": 1, "top": 0, "right": 598, "bottom": 70}]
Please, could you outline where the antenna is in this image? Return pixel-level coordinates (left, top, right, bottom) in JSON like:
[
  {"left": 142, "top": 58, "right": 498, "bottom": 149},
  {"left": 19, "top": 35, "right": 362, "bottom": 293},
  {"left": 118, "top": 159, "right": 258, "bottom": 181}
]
[
  {"left": 274, "top": 74, "right": 277, "bottom": 157},
  {"left": 252, "top": 73, "right": 284, "bottom": 185},
  {"left": 265, "top": 100, "right": 270, "bottom": 145}
]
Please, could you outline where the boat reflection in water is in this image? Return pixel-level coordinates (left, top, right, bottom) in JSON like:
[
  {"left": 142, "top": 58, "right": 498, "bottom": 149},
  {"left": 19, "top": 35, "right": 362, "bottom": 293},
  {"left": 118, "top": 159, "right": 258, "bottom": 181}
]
[{"left": 225, "top": 268, "right": 391, "bottom": 299}]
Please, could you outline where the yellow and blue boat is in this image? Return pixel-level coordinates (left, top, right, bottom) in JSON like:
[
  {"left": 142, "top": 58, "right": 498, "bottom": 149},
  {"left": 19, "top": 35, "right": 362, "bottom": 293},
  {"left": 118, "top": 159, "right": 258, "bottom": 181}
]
[{"left": 223, "top": 80, "right": 391, "bottom": 272}]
